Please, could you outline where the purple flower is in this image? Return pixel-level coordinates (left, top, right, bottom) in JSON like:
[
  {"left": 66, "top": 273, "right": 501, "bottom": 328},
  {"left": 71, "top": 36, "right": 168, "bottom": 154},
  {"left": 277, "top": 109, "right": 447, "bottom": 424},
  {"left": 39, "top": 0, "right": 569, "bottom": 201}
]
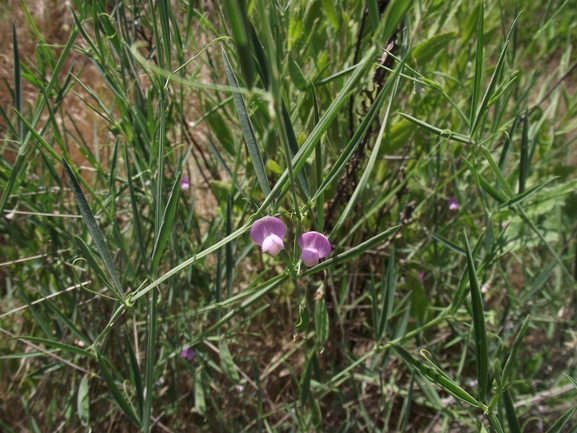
[
  {"left": 298, "top": 231, "right": 331, "bottom": 267},
  {"left": 180, "top": 347, "right": 196, "bottom": 361},
  {"left": 418, "top": 271, "right": 425, "bottom": 283},
  {"left": 181, "top": 177, "right": 190, "bottom": 191},
  {"left": 448, "top": 197, "right": 459, "bottom": 211},
  {"left": 250, "top": 216, "right": 286, "bottom": 256}
]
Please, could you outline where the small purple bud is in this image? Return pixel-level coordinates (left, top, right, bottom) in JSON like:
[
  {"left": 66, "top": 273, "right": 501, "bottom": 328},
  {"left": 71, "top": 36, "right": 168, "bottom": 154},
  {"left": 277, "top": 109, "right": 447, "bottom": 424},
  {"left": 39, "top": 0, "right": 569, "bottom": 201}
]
[
  {"left": 448, "top": 197, "right": 459, "bottom": 211},
  {"left": 418, "top": 271, "right": 425, "bottom": 283},
  {"left": 180, "top": 347, "right": 196, "bottom": 361},
  {"left": 298, "top": 231, "right": 331, "bottom": 267},
  {"left": 250, "top": 217, "right": 286, "bottom": 257},
  {"left": 181, "top": 177, "right": 190, "bottom": 191}
]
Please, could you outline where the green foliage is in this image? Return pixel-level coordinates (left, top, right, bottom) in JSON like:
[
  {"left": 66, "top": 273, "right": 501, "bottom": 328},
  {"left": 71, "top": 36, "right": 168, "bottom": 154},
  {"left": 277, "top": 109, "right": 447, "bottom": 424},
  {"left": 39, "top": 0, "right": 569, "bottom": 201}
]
[{"left": 1, "top": 0, "right": 577, "bottom": 431}]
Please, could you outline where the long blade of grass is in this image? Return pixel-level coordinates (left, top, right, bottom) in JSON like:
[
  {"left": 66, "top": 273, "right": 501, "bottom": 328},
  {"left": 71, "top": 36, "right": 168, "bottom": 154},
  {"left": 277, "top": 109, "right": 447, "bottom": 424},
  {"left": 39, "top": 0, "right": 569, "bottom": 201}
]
[
  {"left": 470, "top": 14, "right": 520, "bottom": 136},
  {"left": 501, "top": 316, "right": 530, "bottom": 385},
  {"left": 223, "top": 0, "right": 254, "bottom": 89},
  {"left": 518, "top": 109, "right": 529, "bottom": 194},
  {"left": 463, "top": 230, "right": 489, "bottom": 403},
  {"left": 96, "top": 352, "right": 141, "bottom": 428},
  {"left": 469, "top": 1, "right": 484, "bottom": 131},
  {"left": 62, "top": 158, "right": 124, "bottom": 300},
  {"left": 222, "top": 48, "right": 270, "bottom": 199},
  {"left": 151, "top": 171, "right": 182, "bottom": 271},
  {"left": 392, "top": 344, "right": 481, "bottom": 408},
  {"left": 545, "top": 405, "right": 577, "bottom": 433}
]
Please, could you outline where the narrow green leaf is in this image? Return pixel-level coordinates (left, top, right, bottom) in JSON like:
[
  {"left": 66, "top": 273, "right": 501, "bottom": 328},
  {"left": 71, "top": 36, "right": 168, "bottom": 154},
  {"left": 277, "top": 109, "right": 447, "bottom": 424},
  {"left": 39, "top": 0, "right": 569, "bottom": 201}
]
[
  {"left": 63, "top": 158, "right": 124, "bottom": 299},
  {"left": 226, "top": 195, "right": 234, "bottom": 299},
  {"left": 461, "top": 157, "right": 507, "bottom": 203},
  {"left": 519, "top": 109, "right": 529, "bottom": 194},
  {"left": 399, "top": 112, "right": 474, "bottom": 144},
  {"left": 503, "top": 389, "right": 521, "bottom": 433},
  {"left": 222, "top": 48, "right": 270, "bottom": 198},
  {"left": 300, "top": 348, "right": 315, "bottom": 405},
  {"left": 411, "top": 32, "right": 458, "bottom": 67},
  {"left": 13, "top": 23, "right": 23, "bottom": 142},
  {"left": 378, "top": 247, "right": 396, "bottom": 341},
  {"left": 124, "top": 145, "right": 148, "bottom": 276},
  {"left": 295, "top": 304, "right": 310, "bottom": 333},
  {"left": 73, "top": 235, "right": 114, "bottom": 292},
  {"left": 314, "top": 298, "right": 329, "bottom": 346},
  {"left": 392, "top": 344, "right": 480, "bottom": 407},
  {"left": 501, "top": 316, "right": 530, "bottom": 385},
  {"left": 288, "top": 54, "right": 308, "bottom": 91},
  {"left": 223, "top": 0, "right": 254, "bottom": 88},
  {"left": 321, "top": 0, "right": 339, "bottom": 30},
  {"left": 219, "top": 339, "right": 240, "bottom": 385},
  {"left": 379, "top": 0, "right": 413, "bottom": 45},
  {"left": 158, "top": 0, "right": 172, "bottom": 67},
  {"left": 500, "top": 177, "right": 557, "bottom": 209},
  {"left": 470, "top": 1, "right": 484, "bottom": 130},
  {"left": 15, "top": 336, "right": 96, "bottom": 359},
  {"left": 124, "top": 333, "right": 144, "bottom": 420},
  {"left": 96, "top": 352, "right": 141, "bottom": 427},
  {"left": 151, "top": 171, "right": 182, "bottom": 271},
  {"left": 471, "top": 14, "right": 520, "bottom": 136},
  {"left": 366, "top": 0, "right": 380, "bottom": 32},
  {"left": 194, "top": 369, "right": 206, "bottom": 416},
  {"left": 77, "top": 375, "right": 90, "bottom": 427},
  {"left": 463, "top": 230, "right": 489, "bottom": 403},
  {"left": 545, "top": 405, "right": 577, "bottom": 433}
]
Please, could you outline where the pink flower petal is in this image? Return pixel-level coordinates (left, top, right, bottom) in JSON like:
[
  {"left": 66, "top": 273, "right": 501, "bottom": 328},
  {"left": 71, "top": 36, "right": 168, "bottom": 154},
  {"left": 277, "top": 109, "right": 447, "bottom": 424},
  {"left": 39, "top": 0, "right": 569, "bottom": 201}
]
[
  {"left": 250, "top": 217, "right": 286, "bottom": 246},
  {"left": 300, "top": 248, "right": 320, "bottom": 267},
  {"left": 298, "top": 231, "right": 331, "bottom": 258}
]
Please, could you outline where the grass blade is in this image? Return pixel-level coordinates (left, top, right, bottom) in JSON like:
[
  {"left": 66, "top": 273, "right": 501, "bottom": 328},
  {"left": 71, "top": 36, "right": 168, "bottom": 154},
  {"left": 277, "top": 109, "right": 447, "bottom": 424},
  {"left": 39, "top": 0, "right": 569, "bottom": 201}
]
[
  {"left": 222, "top": 48, "right": 270, "bottom": 198},
  {"left": 223, "top": 0, "right": 254, "bottom": 89},
  {"left": 96, "top": 352, "right": 141, "bottom": 428},
  {"left": 392, "top": 344, "right": 480, "bottom": 408},
  {"left": 463, "top": 230, "right": 489, "bottom": 403},
  {"left": 470, "top": 1, "right": 484, "bottom": 131},
  {"left": 151, "top": 171, "right": 182, "bottom": 271},
  {"left": 62, "top": 158, "right": 124, "bottom": 300}
]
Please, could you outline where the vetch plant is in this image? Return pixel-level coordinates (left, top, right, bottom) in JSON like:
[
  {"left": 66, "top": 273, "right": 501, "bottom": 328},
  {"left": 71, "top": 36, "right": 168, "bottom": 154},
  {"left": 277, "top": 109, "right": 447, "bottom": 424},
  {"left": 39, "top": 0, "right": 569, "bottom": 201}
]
[
  {"left": 180, "top": 177, "right": 190, "bottom": 191},
  {"left": 180, "top": 347, "right": 196, "bottom": 361},
  {"left": 250, "top": 216, "right": 286, "bottom": 257},
  {"left": 298, "top": 231, "right": 332, "bottom": 267}
]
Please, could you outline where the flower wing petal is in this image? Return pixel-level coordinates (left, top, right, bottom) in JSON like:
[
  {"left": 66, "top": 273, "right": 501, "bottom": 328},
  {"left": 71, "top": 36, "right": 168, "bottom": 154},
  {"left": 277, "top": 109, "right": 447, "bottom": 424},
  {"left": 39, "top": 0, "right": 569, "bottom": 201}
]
[{"left": 250, "top": 216, "right": 286, "bottom": 246}]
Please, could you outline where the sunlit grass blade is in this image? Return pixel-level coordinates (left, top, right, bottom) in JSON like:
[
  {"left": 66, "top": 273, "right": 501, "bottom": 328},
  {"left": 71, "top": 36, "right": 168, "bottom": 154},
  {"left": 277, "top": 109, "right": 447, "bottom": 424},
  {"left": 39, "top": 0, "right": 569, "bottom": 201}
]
[
  {"left": 222, "top": 48, "right": 270, "bottom": 198},
  {"left": 62, "top": 158, "right": 124, "bottom": 300},
  {"left": 463, "top": 230, "right": 489, "bottom": 403}
]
